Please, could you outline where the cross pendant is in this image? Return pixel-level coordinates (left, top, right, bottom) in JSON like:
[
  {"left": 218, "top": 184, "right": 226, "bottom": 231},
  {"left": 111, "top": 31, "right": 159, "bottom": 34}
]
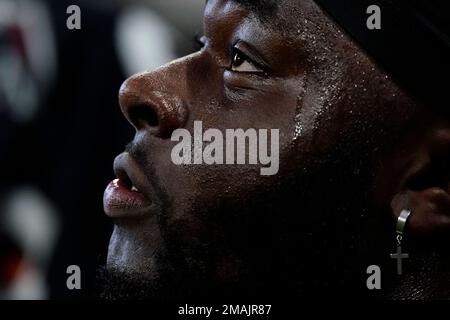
[{"left": 390, "top": 244, "right": 409, "bottom": 275}]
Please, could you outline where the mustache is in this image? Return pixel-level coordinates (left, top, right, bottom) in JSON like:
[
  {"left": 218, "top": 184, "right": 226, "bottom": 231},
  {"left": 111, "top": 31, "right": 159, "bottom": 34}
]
[
  {"left": 124, "top": 141, "right": 157, "bottom": 181},
  {"left": 125, "top": 141, "right": 146, "bottom": 165},
  {"left": 124, "top": 141, "right": 169, "bottom": 214}
]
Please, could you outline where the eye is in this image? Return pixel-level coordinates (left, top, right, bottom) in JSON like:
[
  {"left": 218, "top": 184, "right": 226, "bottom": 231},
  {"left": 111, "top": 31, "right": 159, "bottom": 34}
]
[{"left": 231, "top": 49, "right": 263, "bottom": 73}]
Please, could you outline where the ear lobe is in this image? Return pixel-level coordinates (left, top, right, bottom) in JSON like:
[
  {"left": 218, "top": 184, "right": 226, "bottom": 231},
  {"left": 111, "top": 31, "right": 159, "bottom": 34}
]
[
  {"left": 390, "top": 120, "right": 450, "bottom": 238},
  {"left": 391, "top": 189, "right": 450, "bottom": 236}
]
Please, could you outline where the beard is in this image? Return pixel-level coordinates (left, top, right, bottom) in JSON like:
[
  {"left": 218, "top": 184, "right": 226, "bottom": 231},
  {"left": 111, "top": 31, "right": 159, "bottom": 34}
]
[{"left": 97, "top": 122, "right": 450, "bottom": 300}]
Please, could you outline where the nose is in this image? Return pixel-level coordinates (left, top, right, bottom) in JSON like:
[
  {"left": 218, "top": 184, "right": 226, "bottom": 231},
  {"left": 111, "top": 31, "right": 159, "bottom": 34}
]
[{"left": 118, "top": 61, "right": 190, "bottom": 138}]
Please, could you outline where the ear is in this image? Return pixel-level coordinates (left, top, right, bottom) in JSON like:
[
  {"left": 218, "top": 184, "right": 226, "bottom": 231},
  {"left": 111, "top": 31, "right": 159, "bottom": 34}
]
[{"left": 376, "top": 112, "right": 450, "bottom": 238}]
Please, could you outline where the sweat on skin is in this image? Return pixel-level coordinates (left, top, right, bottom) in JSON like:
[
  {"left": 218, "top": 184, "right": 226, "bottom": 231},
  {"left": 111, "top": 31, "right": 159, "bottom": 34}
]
[{"left": 171, "top": 121, "right": 280, "bottom": 176}]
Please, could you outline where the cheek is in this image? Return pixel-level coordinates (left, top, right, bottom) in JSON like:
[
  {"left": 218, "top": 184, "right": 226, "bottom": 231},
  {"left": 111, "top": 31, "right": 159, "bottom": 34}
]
[
  {"left": 152, "top": 81, "right": 303, "bottom": 211},
  {"left": 221, "top": 85, "right": 302, "bottom": 136}
]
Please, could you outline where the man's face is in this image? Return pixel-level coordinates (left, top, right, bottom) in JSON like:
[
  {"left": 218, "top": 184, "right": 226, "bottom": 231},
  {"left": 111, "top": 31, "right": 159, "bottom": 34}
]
[{"left": 102, "top": 0, "right": 417, "bottom": 298}]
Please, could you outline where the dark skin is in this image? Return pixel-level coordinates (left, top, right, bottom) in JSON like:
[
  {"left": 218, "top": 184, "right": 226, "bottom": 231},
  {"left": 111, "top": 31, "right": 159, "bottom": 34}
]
[{"left": 103, "top": 0, "right": 450, "bottom": 299}]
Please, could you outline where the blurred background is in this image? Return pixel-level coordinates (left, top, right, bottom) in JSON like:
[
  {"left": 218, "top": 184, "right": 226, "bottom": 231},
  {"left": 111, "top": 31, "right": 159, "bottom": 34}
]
[{"left": 0, "top": 0, "right": 203, "bottom": 299}]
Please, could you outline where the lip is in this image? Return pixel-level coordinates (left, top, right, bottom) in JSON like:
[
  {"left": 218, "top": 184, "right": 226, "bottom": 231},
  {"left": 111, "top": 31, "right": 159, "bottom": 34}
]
[{"left": 103, "top": 152, "right": 154, "bottom": 218}]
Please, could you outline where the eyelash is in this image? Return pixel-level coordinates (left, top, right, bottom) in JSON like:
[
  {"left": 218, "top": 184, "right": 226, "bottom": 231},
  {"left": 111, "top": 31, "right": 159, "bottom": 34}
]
[
  {"left": 230, "top": 48, "right": 264, "bottom": 73},
  {"left": 193, "top": 35, "right": 265, "bottom": 75}
]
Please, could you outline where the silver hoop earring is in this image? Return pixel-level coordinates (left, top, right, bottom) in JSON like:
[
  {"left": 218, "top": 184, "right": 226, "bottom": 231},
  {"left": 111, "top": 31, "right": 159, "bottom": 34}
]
[{"left": 390, "top": 209, "right": 411, "bottom": 275}]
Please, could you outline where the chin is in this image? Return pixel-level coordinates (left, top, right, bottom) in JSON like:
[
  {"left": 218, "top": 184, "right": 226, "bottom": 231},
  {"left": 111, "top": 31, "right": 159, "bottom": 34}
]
[{"left": 106, "top": 226, "right": 158, "bottom": 277}]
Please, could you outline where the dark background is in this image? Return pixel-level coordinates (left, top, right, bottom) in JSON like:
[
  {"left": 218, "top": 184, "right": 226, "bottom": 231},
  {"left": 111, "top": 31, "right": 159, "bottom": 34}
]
[{"left": 0, "top": 0, "right": 203, "bottom": 299}]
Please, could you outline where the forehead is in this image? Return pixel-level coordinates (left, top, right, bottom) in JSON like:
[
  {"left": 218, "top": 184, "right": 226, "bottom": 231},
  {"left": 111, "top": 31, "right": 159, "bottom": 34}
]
[
  {"left": 204, "top": 0, "right": 347, "bottom": 63},
  {"left": 225, "top": 0, "right": 279, "bottom": 22},
  {"left": 205, "top": 0, "right": 335, "bottom": 38}
]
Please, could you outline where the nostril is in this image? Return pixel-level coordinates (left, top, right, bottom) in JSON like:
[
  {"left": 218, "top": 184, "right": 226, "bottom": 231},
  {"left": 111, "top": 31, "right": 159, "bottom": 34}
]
[
  {"left": 128, "top": 104, "right": 159, "bottom": 128},
  {"left": 120, "top": 84, "right": 187, "bottom": 138}
]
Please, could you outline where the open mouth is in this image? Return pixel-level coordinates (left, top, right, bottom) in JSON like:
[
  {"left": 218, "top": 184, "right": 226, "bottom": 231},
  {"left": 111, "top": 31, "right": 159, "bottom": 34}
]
[{"left": 103, "top": 152, "right": 153, "bottom": 219}]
